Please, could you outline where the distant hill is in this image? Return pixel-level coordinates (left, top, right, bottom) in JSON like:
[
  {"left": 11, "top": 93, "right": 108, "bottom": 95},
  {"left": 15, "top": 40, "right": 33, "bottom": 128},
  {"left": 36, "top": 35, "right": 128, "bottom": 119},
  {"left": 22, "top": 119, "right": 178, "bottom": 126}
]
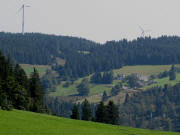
[
  {"left": 0, "top": 32, "right": 97, "bottom": 65},
  {"left": 2, "top": 33, "right": 180, "bottom": 79},
  {"left": 0, "top": 109, "right": 179, "bottom": 135}
]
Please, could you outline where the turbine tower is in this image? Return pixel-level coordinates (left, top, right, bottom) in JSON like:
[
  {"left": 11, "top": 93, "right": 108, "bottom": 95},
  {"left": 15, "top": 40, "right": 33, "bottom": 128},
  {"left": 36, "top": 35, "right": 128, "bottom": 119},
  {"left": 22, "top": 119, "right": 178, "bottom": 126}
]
[
  {"left": 19, "top": 4, "right": 30, "bottom": 35},
  {"left": 138, "top": 26, "right": 151, "bottom": 37}
]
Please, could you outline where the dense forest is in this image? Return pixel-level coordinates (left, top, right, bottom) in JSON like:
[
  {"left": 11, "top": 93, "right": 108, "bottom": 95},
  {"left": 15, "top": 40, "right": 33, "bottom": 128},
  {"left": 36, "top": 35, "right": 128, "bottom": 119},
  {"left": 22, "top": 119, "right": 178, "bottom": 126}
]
[
  {"left": 1, "top": 32, "right": 180, "bottom": 79},
  {"left": 119, "top": 84, "right": 180, "bottom": 132},
  {"left": 0, "top": 51, "right": 46, "bottom": 113},
  {"left": 0, "top": 32, "right": 97, "bottom": 65}
]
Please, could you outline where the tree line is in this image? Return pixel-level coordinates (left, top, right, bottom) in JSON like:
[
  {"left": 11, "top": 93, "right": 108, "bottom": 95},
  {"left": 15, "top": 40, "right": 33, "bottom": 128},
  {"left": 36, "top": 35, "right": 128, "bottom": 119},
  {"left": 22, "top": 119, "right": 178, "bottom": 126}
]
[
  {"left": 1, "top": 33, "right": 180, "bottom": 80},
  {"left": 54, "top": 36, "right": 180, "bottom": 79},
  {"left": 90, "top": 71, "right": 113, "bottom": 84},
  {"left": 0, "top": 51, "right": 46, "bottom": 113},
  {"left": 71, "top": 99, "right": 119, "bottom": 125}
]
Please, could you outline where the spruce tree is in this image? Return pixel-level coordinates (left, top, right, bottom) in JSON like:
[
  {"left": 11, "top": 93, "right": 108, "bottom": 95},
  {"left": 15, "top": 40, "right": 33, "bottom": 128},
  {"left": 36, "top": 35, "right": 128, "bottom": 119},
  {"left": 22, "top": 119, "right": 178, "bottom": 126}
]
[
  {"left": 29, "top": 68, "right": 44, "bottom": 112},
  {"left": 102, "top": 91, "right": 108, "bottom": 101},
  {"left": 5, "top": 76, "right": 27, "bottom": 110},
  {"left": 90, "top": 72, "right": 102, "bottom": 84},
  {"left": 71, "top": 104, "right": 80, "bottom": 120},
  {"left": 77, "top": 78, "right": 89, "bottom": 96},
  {"left": 102, "top": 71, "right": 114, "bottom": 84},
  {"left": 169, "top": 64, "right": 176, "bottom": 80},
  {"left": 0, "top": 79, "right": 11, "bottom": 110},
  {"left": 82, "top": 99, "right": 92, "bottom": 121},
  {"left": 124, "top": 93, "right": 130, "bottom": 105},
  {"left": 95, "top": 101, "right": 107, "bottom": 123},
  {"left": 106, "top": 101, "right": 119, "bottom": 125},
  {"left": 14, "top": 64, "right": 29, "bottom": 90}
]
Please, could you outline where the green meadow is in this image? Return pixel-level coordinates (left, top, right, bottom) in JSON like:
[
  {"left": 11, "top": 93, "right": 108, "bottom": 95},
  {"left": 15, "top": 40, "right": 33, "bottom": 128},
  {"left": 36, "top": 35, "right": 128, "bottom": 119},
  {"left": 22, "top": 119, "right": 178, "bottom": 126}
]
[
  {"left": 0, "top": 110, "right": 179, "bottom": 135},
  {"left": 20, "top": 64, "right": 50, "bottom": 77},
  {"left": 113, "top": 65, "right": 180, "bottom": 77},
  {"left": 146, "top": 73, "right": 180, "bottom": 88},
  {"left": 50, "top": 65, "right": 180, "bottom": 97}
]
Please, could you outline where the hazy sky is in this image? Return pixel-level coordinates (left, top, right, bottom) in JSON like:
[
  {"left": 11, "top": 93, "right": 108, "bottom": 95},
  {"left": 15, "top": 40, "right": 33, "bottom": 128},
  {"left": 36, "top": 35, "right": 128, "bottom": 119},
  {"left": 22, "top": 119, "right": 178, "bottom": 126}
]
[{"left": 1, "top": 0, "right": 180, "bottom": 43}]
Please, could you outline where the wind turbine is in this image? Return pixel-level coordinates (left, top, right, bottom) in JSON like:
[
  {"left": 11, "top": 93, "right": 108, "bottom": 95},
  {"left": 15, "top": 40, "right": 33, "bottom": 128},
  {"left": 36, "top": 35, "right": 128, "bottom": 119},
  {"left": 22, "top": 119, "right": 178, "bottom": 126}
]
[
  {"left": 138, "top": 25, "right": 151, "bottom": 37},
  {"left": 18, "top": 4, "right": 30, "bottom": 35}
]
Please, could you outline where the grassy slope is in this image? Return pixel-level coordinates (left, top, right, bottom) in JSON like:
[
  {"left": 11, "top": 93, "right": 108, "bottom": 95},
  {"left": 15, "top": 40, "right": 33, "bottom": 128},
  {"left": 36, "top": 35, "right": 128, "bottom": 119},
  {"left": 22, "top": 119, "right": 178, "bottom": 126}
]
[
  {"left": 20, "top": 64, "right": 50, "bottom": 77},
  {"left": 113, "top": 65, "right": 180, "bottom": 77},
  {"left": 0, "top": 110, "right": 179, "bottom": 135},
  {"left": 51, "top": 65, "right": 180, "bottom": 97},
  {"left": 146, "top": 73, "right": 180, "bottom": 88},
  {"left": 50, "top": 79, "right": 112, "bottom": 97}
]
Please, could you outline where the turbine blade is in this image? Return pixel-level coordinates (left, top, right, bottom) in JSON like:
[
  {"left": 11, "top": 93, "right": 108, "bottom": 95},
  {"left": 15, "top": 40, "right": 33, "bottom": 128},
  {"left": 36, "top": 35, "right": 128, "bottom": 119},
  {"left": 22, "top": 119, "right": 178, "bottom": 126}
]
[
  {"left": 138, "top": 25, "right": 144, "bottom": 32},
  {"left": 25, "top": 5, "right": 31, "bottom": 7}
]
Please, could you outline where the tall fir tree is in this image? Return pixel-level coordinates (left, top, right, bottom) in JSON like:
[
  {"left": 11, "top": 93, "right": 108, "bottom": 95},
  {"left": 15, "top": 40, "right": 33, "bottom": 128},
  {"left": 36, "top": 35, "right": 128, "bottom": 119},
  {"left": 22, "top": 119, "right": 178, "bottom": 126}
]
[
  {"left": 95, "top": 101, "right": 107, "bottom": 123},
  {"left": 169, "top": 64, "right": 176, "bottom": 80},
  {"left": 29, "top": 68, "right": 45, "bottom": 112},
  {"left": 0, "top": 79, "right": 11, "bottom": 110},
  {"left": 4, "top": 76, "right": 28, "bottom": 110},
  {"left": 82, "top": 99, "right": 92, "bottom": 121},
  {"left": 102, "top": 91, "right": 108, "bottom": 101},
  {"left": 106, "top": 101, "right": 119, "bottom": 125},
  {"left": 90, "top": 72, "right": 102, "bottom": 84},
  {"left": 124, "top": 93, "right": 129, "bottom": 104},
  {"left": 77, "top": 78, "right": 90, "bottom": 96},
  {"left": 71, "top": 104, "right": 80, "bottom": 120},
  {"left": 14, "top": 64, "right": 29, "bottom": 90}
]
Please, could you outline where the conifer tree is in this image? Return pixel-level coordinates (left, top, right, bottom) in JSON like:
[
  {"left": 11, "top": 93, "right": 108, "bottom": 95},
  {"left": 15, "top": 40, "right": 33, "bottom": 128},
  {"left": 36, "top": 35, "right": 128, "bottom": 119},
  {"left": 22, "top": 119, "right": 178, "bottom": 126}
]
[
  {"left": 0, "top": 79, "right": 11, "bottom": 110},
  {"left": 169, "top": 64, "right": 176, "bottom": 80},
  {"left": 5, "top": 76, "right": 27, "bottom": 110},
  {"left": 102, "top": 91, "right": 108, "bottom": 101},
  {"left": 124, "top": 93, "right": 129, "bottom": 104},
  {"left": 95, "top": 101, "right": 107, "bottom": 123},
  {"left": 77, "top": 78, "right": 89, "bottom": 96},
  {"left": 102, "top": 71, "right": 114, "bottom": 84},
  {"left": 82, "top": 99, "right": 92, "bottom": 121},
  {"left": 90, "top": 72, "right": 102, "bottom": 84},
  {"left": 14, "top": 64, "right": 29, "bottom": 90},
  {"left": 106, "top": 101, "right": 119, "bottom": 125},
  {"left": 29, "top": 68, "right": 44, "bottom": 112},
  {"left": 71, "top": 104, "right": 80, "bottom": 120}
]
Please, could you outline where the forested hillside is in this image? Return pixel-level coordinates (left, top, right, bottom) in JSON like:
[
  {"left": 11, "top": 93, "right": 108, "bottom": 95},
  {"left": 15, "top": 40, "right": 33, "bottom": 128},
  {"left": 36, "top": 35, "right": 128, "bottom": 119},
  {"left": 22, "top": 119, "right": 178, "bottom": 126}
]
[
  {"left": 1, "top": 32, "right": 180, "bottom": 79},
  {"left": 119, "top": 83, "right": 180, "bottom": 132},
  {"left": 0, "top": 32, "right": 97, "bottom": 65}
]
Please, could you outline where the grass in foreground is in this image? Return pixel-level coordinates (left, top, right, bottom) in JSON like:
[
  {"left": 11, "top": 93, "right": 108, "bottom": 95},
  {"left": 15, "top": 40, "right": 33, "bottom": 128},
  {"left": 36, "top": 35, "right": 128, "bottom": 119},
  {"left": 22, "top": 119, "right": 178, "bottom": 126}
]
[{"left": 0, "top": 110, "right": 179, "bottom": 135}]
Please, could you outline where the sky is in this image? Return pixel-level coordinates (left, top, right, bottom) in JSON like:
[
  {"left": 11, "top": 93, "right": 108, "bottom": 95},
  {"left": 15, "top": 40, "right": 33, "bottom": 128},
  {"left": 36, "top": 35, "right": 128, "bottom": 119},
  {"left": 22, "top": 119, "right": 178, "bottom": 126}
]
[{"left": 0, "top": 0, "right": 180, "bottom": 43}]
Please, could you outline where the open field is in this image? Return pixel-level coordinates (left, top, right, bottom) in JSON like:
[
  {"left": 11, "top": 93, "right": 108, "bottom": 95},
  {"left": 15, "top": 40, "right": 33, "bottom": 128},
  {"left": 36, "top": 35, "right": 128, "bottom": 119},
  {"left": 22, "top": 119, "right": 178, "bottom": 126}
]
[
  {"left": 0, "top": 110, "right": 179, "bottom": 135},
  {"left": 50, "top": 65, "right": 180, "bottom": 98},
  {"left": 20, "top": 64, "right": 51, "bottom": 77},
  {"left": 145, "top": 73, "right": 180, "bottom": 88},
  {"left": 50, "top": 79, "right": 113, "bottom": 97},
  {"left": 113, "top": 65, "right": 180, "bottom": 77}
]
